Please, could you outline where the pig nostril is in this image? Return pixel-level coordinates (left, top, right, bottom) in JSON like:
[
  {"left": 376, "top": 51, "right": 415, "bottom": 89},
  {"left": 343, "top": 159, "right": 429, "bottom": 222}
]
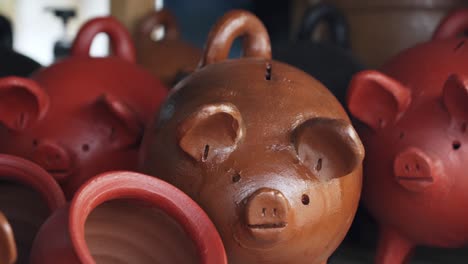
[
  {"left": 405, "top": 164, "right": 410, "bottom": 172},
  {"left": 262, "top": 208, "right": 266, "bottom": 217},
  {"left": 232, "top": 173, "right": 241, "bottom": 183},
  {"left": 415, "top": 164, "right": 420, "bottom": 171},
  {"left": 301, "top": 194, "right": 310, "bottom": 205},
  {"left": 273, "top": 208, "right": 277, "bottom": 216},
  {"left": 315, "top": 158, "right": 322, "bottom": 171},
  {"left": 453, "top": 141, "right": 461, "bottom": 150},
  {"left": 82, "top": 144, "right": 90, "bottom": 152}
]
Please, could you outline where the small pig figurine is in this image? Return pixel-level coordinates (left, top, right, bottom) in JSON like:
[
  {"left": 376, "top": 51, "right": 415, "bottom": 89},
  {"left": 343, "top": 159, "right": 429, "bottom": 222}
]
[
  {"left": 347, "top": 9, "right": 468, "bottom": 264},
  {"left": 0, "top": 17, "right": 167, "bottom": 198},
  {"left": 136, "top": 9, "right": 202, "bottom": 87},
  {"left": 140, "top": 10, "right": 365, "bottom": 264}
]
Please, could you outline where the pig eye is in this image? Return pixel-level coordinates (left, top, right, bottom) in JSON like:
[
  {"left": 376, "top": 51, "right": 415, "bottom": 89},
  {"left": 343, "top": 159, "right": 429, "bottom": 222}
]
[
  {"left": 109, "top": 127, "right": 116, "bottom": 141},
  {"left": 81, "top": 144, "right": 90, "bottom": 152},
  {"left": 399, "top": 132, "right": 405, "bottom": 139},
  {"left": 452, "top": 141, "right": 461, "bottom": 150},
  {"left": 301, "top": 194, "right": 310, "bottom": 205},
  {"left": 32, "top": 139, "right": 38, "bottom": 147}
]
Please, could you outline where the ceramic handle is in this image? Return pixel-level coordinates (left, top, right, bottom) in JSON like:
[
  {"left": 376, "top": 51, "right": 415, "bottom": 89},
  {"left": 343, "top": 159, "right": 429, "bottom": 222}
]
[
  {"left": 138, "top": 9, "right": 180, "bottom": 41},
  {"left": 200, "top": 10, "right": 271, "bottom": 67},
  {"left": 0, "top": 211, "right": 16, "bottom": 264},
  {"left": 0, "top": 154, "right": 66, "bottom": 210},
  {"left": 433, "top": 9, "right": 468, "bottom": 40},
  {"left": 298, "top": 3, "right": 350, "bottom": 49},
  {"left": 71, "top": 17, "right": 136, "bottom": 63},
  {"left": 69, "top": 171, "right": 227, "bottom": 264}
]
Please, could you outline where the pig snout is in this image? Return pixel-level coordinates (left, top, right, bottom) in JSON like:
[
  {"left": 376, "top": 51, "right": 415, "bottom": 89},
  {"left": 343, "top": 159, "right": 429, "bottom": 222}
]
[
  {"left": 244, "top": 188, "right": 290, "bottom": 244},
  {"left": 393, "top": 147, "right": 442, "bottom": 192},
  {"left": 32, "top": 141, "right": 73, "bottom": 181}
]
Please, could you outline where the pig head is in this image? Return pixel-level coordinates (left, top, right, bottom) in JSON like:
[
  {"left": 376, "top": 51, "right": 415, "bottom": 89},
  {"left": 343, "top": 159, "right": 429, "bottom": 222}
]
[
  {"left": 0, "top": 77, "right": 144, "bottom": 198},
  {"left": 348, "top": 70, "right": 468, "bottom": 246},
  {"left": 140, "top": 75, "right": 364, "bottom": 263}
]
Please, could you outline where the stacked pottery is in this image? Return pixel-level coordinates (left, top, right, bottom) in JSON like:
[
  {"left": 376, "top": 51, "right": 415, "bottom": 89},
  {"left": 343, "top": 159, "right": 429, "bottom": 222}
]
[
  {"left": 0, "top": 154, "right": 66, "bottom": 263},
  {"left": 0, "top": 15, "right": 41, "bottom": 77},
  {"left": 140, "top": 10, "right": 365, "bottom": 264},
  {"left": 0, "top": 17, "right": 167, "bottom": 199},
  {"left": 347, "top": 9, "right": 468, "bottom": 264},
  {"left": 273, "top": 3, "right": 363, "bottom": 104},
  {"left": 30, "top": 171, "right": 226, "bottom": 264},
  {"left": 136, "top": 9, "right": 202, "bottom": 87}
]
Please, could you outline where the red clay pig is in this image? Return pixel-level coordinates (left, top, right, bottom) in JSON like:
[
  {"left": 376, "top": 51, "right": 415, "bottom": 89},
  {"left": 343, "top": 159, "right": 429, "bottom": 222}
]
[
  {"left": 0, "top": 17, "right": 167, "bottom": 198},
  {"left": 140, "top": 10, "right": 365, "bottom": 264},
  {"left": 347, "top": 9, "right": 468, "bottom": 264}
]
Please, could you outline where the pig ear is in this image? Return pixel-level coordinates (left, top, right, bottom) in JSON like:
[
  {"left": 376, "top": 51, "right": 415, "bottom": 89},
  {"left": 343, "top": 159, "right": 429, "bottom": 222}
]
[
  {"left": 442, "top": 74, "right": 468, "bottom": 120},
  {"left": 0, "top": 211, "right": 16, "bottom": 264},
  {"left": 347, "top": 70, "right": 412, "bottom": 130},
  {"left": 293, "top": 118, "right": 364, "bottom": 181},
  {"left": 94, "top": 94, "right": 144, "bottom": 147},
  {"left": 177, "top": 103, "right": 244, "bottom": 163},
  {"left": 0, "top": 77, "right": 49, "bottom": 131}
]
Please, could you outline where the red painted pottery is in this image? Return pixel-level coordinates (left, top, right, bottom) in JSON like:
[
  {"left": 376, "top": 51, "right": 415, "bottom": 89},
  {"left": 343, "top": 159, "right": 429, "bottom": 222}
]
[
  {"left": 136, "top": 9, "right": 202, "bottom": 87},
  {"left": 0, "top": 17, "right": 167, "bottom": 199},
  {"left": 30, "top": 171, "right": 227, "bottom": 264},
  {"left": 0, "top": 154, "right": 65, "bottom": 263},
  {"left": 140, "top": 10, "right": 365, "bottom": 264},
  {"left": 0, "top": 211, "right": 16, "bottom": 264},
  {"left": 347, "top": 8, "right": 468, "bottom": 264}
]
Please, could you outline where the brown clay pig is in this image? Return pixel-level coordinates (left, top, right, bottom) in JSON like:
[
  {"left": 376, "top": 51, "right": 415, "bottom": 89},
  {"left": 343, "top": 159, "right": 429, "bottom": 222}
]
[
  {"left": 136, "top": 9, "right": 202, "bottom": 88},
  {"left": 140, "top": 10, "right": 365, "bottom": 264}
]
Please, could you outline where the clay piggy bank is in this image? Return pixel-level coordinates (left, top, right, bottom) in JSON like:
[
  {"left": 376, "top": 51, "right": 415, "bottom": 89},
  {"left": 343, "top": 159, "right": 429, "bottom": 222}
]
[
  {"left": 273, "top": 3, "right": 364, "bottom": 105},
  {"left": 320, "top": 0, "right": 468, "bottom": 67},
  {"left": 136, "top": 9, "right": 202, "bottom": 87},
  {"left": 0, "top": 154, "right": 66, "bottom": 263},
  {"left": 347, "top": 9, "right": 468, "bottom": 264},
  {"left": 0, "top": 17, "right": 167, "bottom": 198},
  {"left": 30, "top": 171, "right": 227, "bottom": 264},
  {"left": 0, "top": 211, "right": 16, "bottom": 264},
  {"left": 140, "top": 10, "right": 365, "bottom": 264},
  {"left": 0, "top": 15, "right": 41, "bottom": 77}
]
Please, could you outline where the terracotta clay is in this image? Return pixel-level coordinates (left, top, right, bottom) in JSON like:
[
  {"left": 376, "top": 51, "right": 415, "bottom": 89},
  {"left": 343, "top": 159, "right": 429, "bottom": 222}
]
[
  {"left": 0, "top": 211, "right": 16, "bottom": 264},
  {"left": 0, "top": 17, "right": 167, "bottom": 199},
  {"left": 140, "top": 10, "right": 365, "bottom": 264},
  {"left": 273, "top": 3, "right": 363, "bottom": 104},
  {"left": 0, "top": 154, "right": 66, "bottom": 263},
  {"left": 0, "top": 15, "right": 41, "bottom": 77},
  {"left": 136, "top": 9, "right": 202, "bottom": 87},
  {"left": 347, "top": 9, "right": 468, "bottom": 264},
  {"left": 30, "top": 171, "right": 227, "bottom": 264},
  {"left": 320, "top": 0, "right": 468, "bottom": 67}
]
